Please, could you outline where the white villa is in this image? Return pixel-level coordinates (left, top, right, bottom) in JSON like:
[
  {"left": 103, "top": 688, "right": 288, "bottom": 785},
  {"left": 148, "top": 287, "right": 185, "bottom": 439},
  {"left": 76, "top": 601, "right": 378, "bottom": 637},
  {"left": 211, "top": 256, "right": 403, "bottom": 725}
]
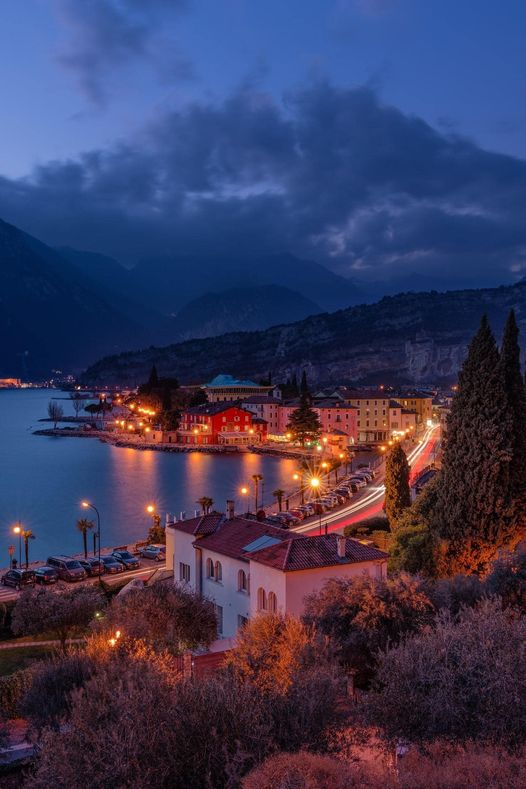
[{"left": 165, "top": 503, "right": 388, "bottom": 638}]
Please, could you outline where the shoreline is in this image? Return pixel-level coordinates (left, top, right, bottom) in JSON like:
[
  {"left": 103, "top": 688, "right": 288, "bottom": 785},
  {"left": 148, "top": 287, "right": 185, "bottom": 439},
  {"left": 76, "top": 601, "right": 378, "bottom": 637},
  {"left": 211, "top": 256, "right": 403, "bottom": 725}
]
[{"left": 33, "top": 428, "right": 305, "bottom": 459}]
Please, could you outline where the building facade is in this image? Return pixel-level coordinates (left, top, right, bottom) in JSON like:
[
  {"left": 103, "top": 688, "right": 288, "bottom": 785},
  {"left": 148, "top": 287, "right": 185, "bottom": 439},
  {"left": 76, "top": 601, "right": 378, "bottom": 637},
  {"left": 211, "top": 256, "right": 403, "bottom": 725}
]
[
  {"left": 165, "top": 509, "right": 388, "bottom": 638},
  {"left": 178, "top": 403, "right": 267, "bottom": 445}
]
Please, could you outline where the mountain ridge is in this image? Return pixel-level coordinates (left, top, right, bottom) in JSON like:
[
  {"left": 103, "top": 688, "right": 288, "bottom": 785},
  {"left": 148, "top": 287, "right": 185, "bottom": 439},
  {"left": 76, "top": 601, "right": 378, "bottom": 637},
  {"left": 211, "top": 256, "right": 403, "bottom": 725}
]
[{"left": 82, "top": 280, "right": 526, "bottom": 386}]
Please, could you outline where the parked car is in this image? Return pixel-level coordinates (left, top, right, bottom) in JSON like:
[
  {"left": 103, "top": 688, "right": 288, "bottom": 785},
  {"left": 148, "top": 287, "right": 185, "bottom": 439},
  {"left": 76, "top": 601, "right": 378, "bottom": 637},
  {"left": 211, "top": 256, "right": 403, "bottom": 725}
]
[
  {"left": 139, "top": 545, "right": 166, "bottom": 562},
  {"left": 334, "top": 488, "right": 351, "bottom": 499},
  {"left": 46, "top": 556, "right": 87, "bottom": 582},
  {"left": 1, "top": 569, "right": 35, "bottom": 590},
  {"left": 354, "top": 471, "right": 373, "bottom": 482},
  {"left": 100, "top": 555, "right": 125, "bottom": 574},
  {"left": 112, "top": 550, "right": 141, "bottom": 570},
  {"left": 288, "top": 509, "right": 305, "bottom": 520},
  {"left": 349, "top": 477, "right": 367, "bottom": 488},
  {"left": 34, "top": 566, "right": 59, "bottom": 585},
  {"left": 79, "top": 557, "right": 105, "bottom": 577}
]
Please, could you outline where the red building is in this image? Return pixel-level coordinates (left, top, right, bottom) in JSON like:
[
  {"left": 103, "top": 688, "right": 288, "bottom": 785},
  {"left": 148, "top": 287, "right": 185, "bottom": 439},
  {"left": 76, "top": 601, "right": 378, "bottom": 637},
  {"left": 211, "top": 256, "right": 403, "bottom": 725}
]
[{"left": 178, "top": 403, "right": 267, "bottom": 445}]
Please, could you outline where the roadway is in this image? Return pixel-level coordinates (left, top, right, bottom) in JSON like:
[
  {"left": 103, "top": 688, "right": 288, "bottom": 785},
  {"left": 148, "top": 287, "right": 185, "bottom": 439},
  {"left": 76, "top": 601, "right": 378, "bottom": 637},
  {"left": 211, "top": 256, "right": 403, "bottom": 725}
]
[{"left": 293, "top": 425, "right": 441, "bottom": 536}]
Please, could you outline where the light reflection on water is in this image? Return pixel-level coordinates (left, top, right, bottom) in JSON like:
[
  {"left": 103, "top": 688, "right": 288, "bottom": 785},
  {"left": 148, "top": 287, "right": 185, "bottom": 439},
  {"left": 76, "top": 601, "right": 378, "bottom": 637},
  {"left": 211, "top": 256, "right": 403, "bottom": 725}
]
[{"left": 0, "top": 390, "right": 296, "bottom": 561}]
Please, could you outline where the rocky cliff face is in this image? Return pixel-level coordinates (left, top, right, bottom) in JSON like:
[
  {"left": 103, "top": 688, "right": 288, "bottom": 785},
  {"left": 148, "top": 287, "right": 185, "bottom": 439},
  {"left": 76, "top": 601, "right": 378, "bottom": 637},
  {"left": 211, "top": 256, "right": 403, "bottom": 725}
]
[{"left": 82, "top": 282, "right": 526, "bottom": 386}]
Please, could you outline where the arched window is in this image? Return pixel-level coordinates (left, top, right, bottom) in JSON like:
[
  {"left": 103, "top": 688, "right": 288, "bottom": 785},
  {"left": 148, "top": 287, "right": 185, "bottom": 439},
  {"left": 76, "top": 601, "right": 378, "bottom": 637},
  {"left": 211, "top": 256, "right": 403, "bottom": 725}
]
[
  {"left": 215, "top": 561, "right": 222, "bottom": 582},
  {"left": 257, "top": 587, "right": 267, "bottom": 611},
  {"left": 206, "top": 558, "right": 214, "bottom": 579},
  {"left": 268, "top": 591, "right": 277, "bottom": 613},
  {"left": 238, "top": 569, "right": 248, "bottom": 592}
]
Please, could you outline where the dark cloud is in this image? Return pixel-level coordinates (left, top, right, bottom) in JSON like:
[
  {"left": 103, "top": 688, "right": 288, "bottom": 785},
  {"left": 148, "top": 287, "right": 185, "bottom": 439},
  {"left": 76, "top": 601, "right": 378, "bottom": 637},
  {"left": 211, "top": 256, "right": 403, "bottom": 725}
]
[
  {"left": 1, "top": 82, "right": 526, "bottom": 287},
  {"left": 54, "top": 0, "right": 190, "bottom": 106}
]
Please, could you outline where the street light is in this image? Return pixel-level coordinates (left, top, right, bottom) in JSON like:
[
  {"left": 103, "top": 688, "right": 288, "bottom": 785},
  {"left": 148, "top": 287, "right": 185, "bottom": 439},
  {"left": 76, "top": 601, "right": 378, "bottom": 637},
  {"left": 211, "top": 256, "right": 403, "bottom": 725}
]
[
  {"left": 12, "top": 524, "right": 21, "bottom": 566},
  {"left": 81, "top": 501, "right": 101, "bottom": 585},
  {"left": 240, "top": 486, "right": 249, "bottom": 515},
  {"left": 310, "top": 477, "right": 323, "bottom": 535}
]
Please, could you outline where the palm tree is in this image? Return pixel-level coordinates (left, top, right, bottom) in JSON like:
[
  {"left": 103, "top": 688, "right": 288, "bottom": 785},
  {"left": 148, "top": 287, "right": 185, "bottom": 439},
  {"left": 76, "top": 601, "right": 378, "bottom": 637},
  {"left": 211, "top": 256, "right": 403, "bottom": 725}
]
[
  {"left": 252, "top": 474, "right": 264, "bottom": 512},
  {"left": 273, "top": 488, "right": 285, "bottom": 511},
  {"left": 76, "top": 518, "right": 95, "bottom": 559},
  {"left": 196, "top": 496, "right": 214, "bottom": 515},
  {"left": 21, "top": 529, "right": 35, "bottom": 569}
]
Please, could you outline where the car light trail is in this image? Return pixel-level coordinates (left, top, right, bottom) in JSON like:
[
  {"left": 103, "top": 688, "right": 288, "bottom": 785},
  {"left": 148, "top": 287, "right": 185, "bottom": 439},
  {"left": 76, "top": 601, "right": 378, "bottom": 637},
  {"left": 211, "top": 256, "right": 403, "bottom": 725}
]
[{"left": 293, "top": 426, "right": 439, "bottom": 536}]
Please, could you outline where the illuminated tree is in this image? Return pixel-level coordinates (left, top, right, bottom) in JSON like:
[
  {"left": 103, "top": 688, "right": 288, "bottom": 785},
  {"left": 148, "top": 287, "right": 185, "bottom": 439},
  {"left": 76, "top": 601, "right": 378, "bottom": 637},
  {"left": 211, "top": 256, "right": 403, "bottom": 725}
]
[{"left": 286, "top": 393, "right": 321, "bottom": 447}]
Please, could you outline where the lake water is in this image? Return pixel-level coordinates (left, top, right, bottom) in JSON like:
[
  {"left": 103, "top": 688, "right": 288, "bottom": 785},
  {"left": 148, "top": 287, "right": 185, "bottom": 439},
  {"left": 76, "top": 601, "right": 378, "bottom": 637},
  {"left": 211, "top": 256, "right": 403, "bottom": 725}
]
[{"left": 0, "top": 389, "right": 296, "bottom": 564}]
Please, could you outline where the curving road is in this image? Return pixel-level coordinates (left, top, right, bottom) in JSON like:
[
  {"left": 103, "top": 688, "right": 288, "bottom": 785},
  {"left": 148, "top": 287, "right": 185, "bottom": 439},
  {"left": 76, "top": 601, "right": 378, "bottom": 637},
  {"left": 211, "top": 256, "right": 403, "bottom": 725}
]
[{"left": 293, "top": 425, "right": 441, "bottom": 536}]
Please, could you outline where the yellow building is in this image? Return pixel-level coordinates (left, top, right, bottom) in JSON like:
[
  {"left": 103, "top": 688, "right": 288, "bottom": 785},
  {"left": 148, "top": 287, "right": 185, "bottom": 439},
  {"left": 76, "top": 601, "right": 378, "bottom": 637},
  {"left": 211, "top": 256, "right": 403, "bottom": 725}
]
[{"left": 396, "top": 392, "right": 433, "bottom": 432}]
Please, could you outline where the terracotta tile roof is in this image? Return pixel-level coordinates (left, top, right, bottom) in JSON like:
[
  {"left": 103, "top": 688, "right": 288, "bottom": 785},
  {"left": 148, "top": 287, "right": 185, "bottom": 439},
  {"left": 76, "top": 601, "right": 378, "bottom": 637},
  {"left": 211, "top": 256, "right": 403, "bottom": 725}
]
[
  {"left": 249, "top": 534, "right": 388, "bottom": 572},
  {"left": 168, "top": 513, "right": 223, "bottom": 536},
  {"left": 193, "top": 517, "right": 291, "bottom": 561}
]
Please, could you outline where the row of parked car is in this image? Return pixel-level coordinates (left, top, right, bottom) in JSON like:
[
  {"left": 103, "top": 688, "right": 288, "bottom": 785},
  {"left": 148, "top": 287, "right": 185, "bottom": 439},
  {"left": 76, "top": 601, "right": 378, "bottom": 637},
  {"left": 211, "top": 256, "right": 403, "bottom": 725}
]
[
  {"left": 1, "top": 544, "right": 166, "bottom": 590},
  {"left": 267, "top": 468, "right": 377, "bottom": 528}
]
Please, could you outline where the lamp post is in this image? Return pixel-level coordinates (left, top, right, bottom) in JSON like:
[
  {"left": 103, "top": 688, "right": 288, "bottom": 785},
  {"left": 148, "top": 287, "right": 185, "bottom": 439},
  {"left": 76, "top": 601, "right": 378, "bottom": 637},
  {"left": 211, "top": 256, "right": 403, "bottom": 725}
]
[
  {"left": 310, "top": 477, "right": 322, "bottom": 535},
  {"left": 81, "top": 501, "right": 101, "bottom": 585},
  {"left": 240, "top": 486, "right": 249, "bottom": 516},
  {"left": 12, "top": 524, "right": 22, "bottom": 567},
  {"left": 8, "top": 545, "right": 14, "bottom": 570}
]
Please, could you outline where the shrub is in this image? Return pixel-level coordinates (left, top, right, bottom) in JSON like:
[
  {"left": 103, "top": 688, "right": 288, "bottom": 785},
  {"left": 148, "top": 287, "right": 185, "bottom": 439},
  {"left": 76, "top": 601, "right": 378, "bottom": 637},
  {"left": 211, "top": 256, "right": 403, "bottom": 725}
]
[
  {"left": 365, "top": 599, "right": 526, "bottom": 747},
  {"left": 303, "top": 574, "right": 433, "bottom": 684},
  {"left": 398, "top": 741, "right": 526, "bottom": 789},
  {"left": 101, "top": 582, "right": 217, "bottom": 654},
  {"left": 0, "top": 668, "right": 33, "bottom": 717},
  {"left": 11, "top": 586, "right": 104, "bottom": 651},
  {"left": 243, "top": 751, "right": 365, "bottom": 789},
  {"left": 484, "top": 547, "right": 526, "bottom": 612},
  {"left": 21, "top": 653, "right": 95, "bottom": 732},
  {"left": 226, "top": 613, "right": 326, "bottom": 695}
]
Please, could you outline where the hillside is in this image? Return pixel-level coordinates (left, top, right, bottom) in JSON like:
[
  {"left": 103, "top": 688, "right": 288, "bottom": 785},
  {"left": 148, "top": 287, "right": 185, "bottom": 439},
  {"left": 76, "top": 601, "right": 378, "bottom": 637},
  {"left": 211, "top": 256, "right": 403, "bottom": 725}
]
[
  {"left": 0, "top": 219, "right": 154, "bottom": 378},
  {"left": 129, "top": 252, "right": 365, "bottom": 314},
  {"left": 82, "top": 281, "right": 526, "bottom": 386},
  {"left": 171, "top": 285, "right": 322, "bottom": 339}
]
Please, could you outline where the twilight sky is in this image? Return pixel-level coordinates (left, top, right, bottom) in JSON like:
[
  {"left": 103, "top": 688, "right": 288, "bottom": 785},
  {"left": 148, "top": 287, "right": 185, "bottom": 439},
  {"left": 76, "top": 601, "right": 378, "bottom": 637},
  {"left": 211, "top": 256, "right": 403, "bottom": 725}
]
[{"left": 1, "top": 0, "right": 526, "bottom": 288}]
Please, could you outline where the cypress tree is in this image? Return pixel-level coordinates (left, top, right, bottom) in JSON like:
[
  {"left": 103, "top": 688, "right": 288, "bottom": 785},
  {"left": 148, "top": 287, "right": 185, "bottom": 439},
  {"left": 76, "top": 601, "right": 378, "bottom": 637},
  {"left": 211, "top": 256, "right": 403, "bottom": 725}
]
[
  {"left": 300, "top": 370, "right": 309, "bottom": 396},
  {"left": 431, "top": 316, "right": 512, "bottom": 573},
  {"left": 499, "top": 309, "right": 526, "bottom": 544},
  {"left": 384, "top": 443, "right": 411, "bottom": 527},
  {"left": 148, "top": 365, "right": 159, "bottom": 389},
  {"left": 291, "top": 373, "right": 299, "bottom": 396}
]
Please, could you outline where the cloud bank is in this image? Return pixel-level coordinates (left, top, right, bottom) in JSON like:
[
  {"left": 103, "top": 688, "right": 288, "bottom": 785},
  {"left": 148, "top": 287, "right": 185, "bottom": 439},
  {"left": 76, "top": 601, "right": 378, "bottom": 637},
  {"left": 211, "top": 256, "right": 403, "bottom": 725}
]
[
  {"left": 54, "top": 0, "right": 190, "bottom": 105},
  {"left": 1, "top": 82, "right": 526, "bottom": 285}
]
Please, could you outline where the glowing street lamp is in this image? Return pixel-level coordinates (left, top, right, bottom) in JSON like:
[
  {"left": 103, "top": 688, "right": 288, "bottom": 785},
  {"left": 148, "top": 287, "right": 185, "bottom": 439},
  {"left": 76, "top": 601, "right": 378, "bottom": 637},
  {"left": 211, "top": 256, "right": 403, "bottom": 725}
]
[
  {"left": 81, "top": 501, "right": 101, "bottom": 586},
  {"left": 310, "top": 477, "right": 323, "bottom": 535},
  {"left": 12, "top": 524, "right": 22, "bottom": 566}
]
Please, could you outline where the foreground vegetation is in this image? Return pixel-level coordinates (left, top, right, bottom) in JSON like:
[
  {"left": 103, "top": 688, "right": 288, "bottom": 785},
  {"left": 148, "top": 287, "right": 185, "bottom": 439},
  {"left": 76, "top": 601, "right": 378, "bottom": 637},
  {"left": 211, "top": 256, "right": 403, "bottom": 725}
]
[{"left": 0, "top": 545, "right": 525, "bottom": 786}]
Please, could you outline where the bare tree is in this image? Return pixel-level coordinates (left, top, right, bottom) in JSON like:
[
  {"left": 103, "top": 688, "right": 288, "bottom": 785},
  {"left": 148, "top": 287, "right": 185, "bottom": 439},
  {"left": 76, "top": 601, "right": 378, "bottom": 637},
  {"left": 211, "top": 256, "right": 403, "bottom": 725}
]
[
  {"left": 47, "top": 400, "right": 64, "bottom": 428},
  {"left": 70, "top": 394, "right": 83, "bottom": 418}
]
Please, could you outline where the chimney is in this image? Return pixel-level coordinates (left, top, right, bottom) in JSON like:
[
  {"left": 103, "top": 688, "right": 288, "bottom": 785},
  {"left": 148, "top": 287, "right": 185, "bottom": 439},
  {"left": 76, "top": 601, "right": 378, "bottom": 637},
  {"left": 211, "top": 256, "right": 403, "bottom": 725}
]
[
  {"left": 336, "top": 535, "right": 346, "bottom": 559},
  {"left": 226, "top": 500, "right": 235, "bottom": 520},
  {"left": 180, "top": 511, "right": 186, "bottom": 521}
]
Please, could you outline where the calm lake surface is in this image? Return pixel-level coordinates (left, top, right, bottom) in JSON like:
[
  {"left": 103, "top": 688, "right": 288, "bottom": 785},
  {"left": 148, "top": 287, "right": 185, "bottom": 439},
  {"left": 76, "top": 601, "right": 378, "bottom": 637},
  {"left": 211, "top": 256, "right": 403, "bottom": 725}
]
[{"left": 0, "top": 389, "right": 296, "bottom": 563}]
